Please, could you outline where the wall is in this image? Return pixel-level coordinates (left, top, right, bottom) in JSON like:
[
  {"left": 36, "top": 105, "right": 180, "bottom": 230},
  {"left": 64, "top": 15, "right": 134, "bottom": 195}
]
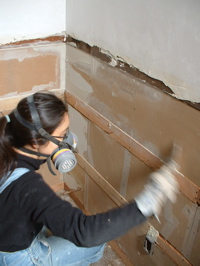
[
  {"left": 64, "top": 2, "right": 200, "bottom": 264},
  {"left": 65, "top": 43, "right": 200, "bottom": 266},
  {"left": 66, "top": 1, "right": 199, "bottom": 264},
  {"left": 66, "top": 0, "right": 200, "bottom": 103},
  {"left": 0, "top": 0, "right": 66, "bottom": 44},
  {"left": 0, "top": 0, "right": 66, "bottom": 185},
  {"left": 0, "top": 1, "right": 199, "bottom": 264}
]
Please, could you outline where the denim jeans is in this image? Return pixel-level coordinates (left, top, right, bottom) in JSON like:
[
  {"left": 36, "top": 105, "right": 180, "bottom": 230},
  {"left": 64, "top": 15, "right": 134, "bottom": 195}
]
[{"left": 0, "top": 228, "right": 105, "bottom": 266}]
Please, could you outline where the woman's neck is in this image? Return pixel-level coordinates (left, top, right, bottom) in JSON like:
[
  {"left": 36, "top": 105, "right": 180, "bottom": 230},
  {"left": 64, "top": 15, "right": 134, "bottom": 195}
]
[{"left": 14, "top": 147, "right": 44, "bottom": 160}]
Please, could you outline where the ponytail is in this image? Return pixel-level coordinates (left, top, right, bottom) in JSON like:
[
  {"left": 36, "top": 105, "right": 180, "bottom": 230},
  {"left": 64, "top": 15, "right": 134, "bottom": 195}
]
[{"left": 0, "top": 114, "right": 17, "bottom": 180}]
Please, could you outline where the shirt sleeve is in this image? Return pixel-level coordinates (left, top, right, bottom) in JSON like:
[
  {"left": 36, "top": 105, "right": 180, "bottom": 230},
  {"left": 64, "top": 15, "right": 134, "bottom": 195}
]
[{"left": 16, "top": 171, "right": 146, "bottom": 247}]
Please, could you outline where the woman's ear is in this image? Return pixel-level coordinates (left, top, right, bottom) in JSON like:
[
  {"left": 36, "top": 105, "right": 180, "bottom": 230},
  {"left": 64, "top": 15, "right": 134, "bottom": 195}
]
[
  {"left": 31, "top": 138, "right": 47, "bottom": 149},
  {"left": 31, "top": 139, "right": 40, "bottom": 150}
]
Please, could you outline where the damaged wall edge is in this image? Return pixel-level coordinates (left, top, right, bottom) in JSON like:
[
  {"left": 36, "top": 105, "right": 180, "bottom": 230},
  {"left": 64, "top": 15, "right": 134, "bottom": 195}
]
[
  {"left": 1, "top": 34, "right": 199, "bottom": 111},
  {"left": 0, "top": 35, "right": 66, "bottom": 49},
  {"left": 65, "top": 35, "right": 200, "bottom": 111}
]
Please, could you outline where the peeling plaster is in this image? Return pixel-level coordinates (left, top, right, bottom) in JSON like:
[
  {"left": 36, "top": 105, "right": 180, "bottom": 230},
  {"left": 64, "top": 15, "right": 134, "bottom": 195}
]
[
  {"left": 66, "top": 36, "right": 200, "bottom": 111},
  {"left": 66, "top": 0, "right": 200, "bottom": 103}
]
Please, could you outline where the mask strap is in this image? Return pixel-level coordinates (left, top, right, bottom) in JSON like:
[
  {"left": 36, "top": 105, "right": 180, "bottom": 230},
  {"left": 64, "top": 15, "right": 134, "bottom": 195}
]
[
  {"left": 14, "top": 95, "right": 72, "bottom": 150},
  {"left": 27, "top": 95, "right": 43, "bottom": 130},
  {"left": 20, "top": 147, "right": 48, "bottom": 157},
  {"left": 20, "top": 147, "right": 57, "bottom": 176},
  {"left": 27, "top": 95, "right": 61, "bottom": 147},
  {"left": 47, "top": 157, "right": 57, "bottom": 176},
  {"left": 14, "top": 95, "right": 77, "bottom": 176},
  {"left": 14, "top": 109, "right": 35, "bottom": 131}
]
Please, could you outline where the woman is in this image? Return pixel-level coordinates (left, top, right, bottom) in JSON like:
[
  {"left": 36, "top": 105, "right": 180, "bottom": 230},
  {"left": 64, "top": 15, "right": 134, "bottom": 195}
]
[{"left": 0, "top": 91, "right": 179, "bottom": 265}]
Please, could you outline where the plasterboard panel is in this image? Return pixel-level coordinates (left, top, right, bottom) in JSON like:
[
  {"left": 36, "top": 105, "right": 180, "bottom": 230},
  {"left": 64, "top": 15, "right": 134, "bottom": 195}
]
[
  {"left": 87, "top": 121, "right": 198, "bottom": 259},
  {"left": 0, "top": 42, "right": 66, "bottom": 97}
]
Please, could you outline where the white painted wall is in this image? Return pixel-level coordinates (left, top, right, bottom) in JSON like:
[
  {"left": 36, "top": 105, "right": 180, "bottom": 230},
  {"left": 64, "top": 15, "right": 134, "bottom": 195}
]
[
  {"left": 66, "top": 0, "right": 200, "bottom": 103},
  {"left": 0, "top": 0, "right": 66, "bottom": 44}
]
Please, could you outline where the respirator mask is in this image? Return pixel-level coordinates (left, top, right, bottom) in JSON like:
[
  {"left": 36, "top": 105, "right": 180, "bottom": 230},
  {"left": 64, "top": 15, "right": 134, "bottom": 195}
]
[{"left": 14, "top": 95, "right": 78, "bottom": 175}]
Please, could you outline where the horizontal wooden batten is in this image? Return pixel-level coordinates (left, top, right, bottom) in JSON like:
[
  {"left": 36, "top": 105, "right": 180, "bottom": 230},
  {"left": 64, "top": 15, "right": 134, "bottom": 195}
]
[
  {"left": 76, "top": 153, "right": 191, "bottom": 266},
  {"left": 65, "top": 91, "right": 200, "bottom": 205}
]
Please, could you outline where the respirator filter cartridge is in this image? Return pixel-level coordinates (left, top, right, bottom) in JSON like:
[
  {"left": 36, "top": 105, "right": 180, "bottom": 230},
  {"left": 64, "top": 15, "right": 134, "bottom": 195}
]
[{"left": 52, "top": 148, "right": 77, "bottom": 173}]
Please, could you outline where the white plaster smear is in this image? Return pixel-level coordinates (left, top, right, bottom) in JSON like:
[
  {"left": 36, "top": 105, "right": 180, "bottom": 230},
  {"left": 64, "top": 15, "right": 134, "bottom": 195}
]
[
  {"left": 0, "top": 43, "right": 65, "bottom": 61},
  {"left": 66, "top": 0, "right": 200, "bottom": 103}
]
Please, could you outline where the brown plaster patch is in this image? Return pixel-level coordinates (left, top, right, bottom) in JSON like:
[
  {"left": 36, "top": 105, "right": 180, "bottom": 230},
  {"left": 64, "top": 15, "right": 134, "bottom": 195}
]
[{"left": 0, "top": 55, "right": 57, "bottom": 95}]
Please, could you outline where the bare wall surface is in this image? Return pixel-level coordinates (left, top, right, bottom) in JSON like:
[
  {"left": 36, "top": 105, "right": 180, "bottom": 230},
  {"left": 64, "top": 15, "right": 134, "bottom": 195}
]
[
  {"left": 66, "top": 45, "right": 200, "bottom": 187},
  {"left": 66, "top": 0, "right": 200, "bottom": 103},
  {"left": 0, "top": 42, "right": 66, "bottom": 97},
  {"left": 65, "top": 44, "right": 200, "bottom": 265}
]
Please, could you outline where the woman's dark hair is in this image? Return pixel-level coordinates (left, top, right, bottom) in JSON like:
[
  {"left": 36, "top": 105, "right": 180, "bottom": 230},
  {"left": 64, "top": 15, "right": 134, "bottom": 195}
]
[{"left": 0, "top": 91, "right": 68, "bottom": 179}]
